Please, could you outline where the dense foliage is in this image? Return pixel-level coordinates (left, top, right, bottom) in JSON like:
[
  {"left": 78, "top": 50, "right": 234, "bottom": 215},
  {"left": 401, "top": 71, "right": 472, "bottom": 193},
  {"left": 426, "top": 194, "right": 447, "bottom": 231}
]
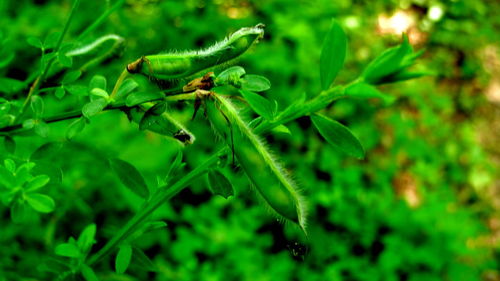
[{"left": 1, "top": 0, "right": 499, "bottom": 280}]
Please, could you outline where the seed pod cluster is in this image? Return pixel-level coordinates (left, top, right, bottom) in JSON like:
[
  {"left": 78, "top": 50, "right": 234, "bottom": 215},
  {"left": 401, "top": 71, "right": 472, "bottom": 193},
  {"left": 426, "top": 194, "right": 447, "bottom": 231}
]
[
  {"left": 204, "top": 92, "right": 306, "bottom": 231},
  {"left": 127, "top": 24, "right": 265, "bottom": 81}
]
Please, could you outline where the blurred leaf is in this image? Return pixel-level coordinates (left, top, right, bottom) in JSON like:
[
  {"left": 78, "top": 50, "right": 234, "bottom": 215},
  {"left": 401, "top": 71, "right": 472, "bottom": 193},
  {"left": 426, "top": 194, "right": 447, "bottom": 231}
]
[
  {"left": 207, "top": 170, "right": 234, "bottom": 199},
  {"left": 0, "top": 78, "right": 24, "bottom": 94},
  {"left": 216, "top": 66, "right": 245, "bottom": 86},
  {"left": 34, "top": 121, "right": 50, "bottom": 138},
  {"left": 62, "top": 70, "right": 82, "bottom": 84},
  {"left": 345, "top": 82, "right": 396, "bottom": 104},
  {"left": 165, "top": 150, "right": 183, "bottom": 182},
  {"left": 27, "top": 37, "right": 43, "bottom": 49},
  {"left": 3, "top": 136, "right": 15, "bottom": 154},
  {"left": 0, "top": 165, "right": 16, "bottom": 187},
  {"left": 109, "top": 158, "right": 149, "bottom": 198},
  {"left": 65, "top": 85, "right": 88, "bottom": 96},
  {"left": 126, "top": 91, "right": 164, "bottom": 107},
  {"left": 115, "top": 244, "right": 132, "bottom": 274},
  {"left": 23, "top": 119, "right": 36, "bottom": 129},
  {"left": 55, "top": 87, "right": 66, "bottom": 99},
  {"left": 55, "top": 243, "right": 80, "bottom": 258},
  {"left": 90, "top": 88, "right": 109, "bottom": 100},
  {"left": 58, "top": 52, "right": 73, "bottom": 67},
  {"left": 66, "top": 117, "right": 86, "bottom": 140},
  {"left": 44, "top": 32, "right": 61, "bottom": 50},
  {"left": 81, "top": 264, "right": 99, "bottom": 281},
  {"left": 31, "top": 142, "right": 63, "bottom": 160},
  {"left": 89, "top": 75, "right": 107, "bottom": 90},
  {"left": 30, "top": 96, "right": 44, "bottom": 116},
  {"left": 241, "top": 75, "right": 271, "bottom": 92},
  {"left": 25, "top": 193, "right": 55, "bottom": 213},
  {"left": 311, "top": 113, "right": 365, "bottom": 158},
  {"left": 139, "top": 103, "right": 168, "bottom": 131},
  {"left": 11, "top": 201, "right": 30, "bottom": 223},
  {"left": 77, "top": 224, "right": 96, "bottom": 253},
  {"left": 362, "top": 35, "right": 412, "bottom": 84},
  {"left": 271, "top": 124, "right": 291, "bottom": 135},
  {"left": 115, "top": 79, "right": 139, "bottom": 100},
  {"left": 132, "top": 247, "right": 156, "bottom": 272},
  {"left": 239, "top": 90, "right": 275, "bottom": 120},
  {"left": 82, "top": 98, "right": 108, "bottom": 118},
  {"left": 25, "top": 175, "right": 50, "bottom": 192},
  {"left": 4, "top": 159, "right": 15, "bottom": 173},
  {"left": 320, "top": 19, "right": 347, "bottom": 90}
]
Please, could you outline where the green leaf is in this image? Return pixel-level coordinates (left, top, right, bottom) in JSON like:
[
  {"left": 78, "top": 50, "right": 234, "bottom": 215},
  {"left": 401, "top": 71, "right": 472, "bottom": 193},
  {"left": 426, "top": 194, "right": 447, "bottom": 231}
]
[
  {"left": 11, "top": 201, "right": 30, "bottom": 223},
  {"left": 3, "top": 136, "right": 15, "bottom": 154},
  {"left": 65, "top": 85, "right": 88, "bottom": 96},
  {"left": 31, "top": 142, "right": 63, "bottom": 160},
  {"left": 271, "top": 124, "right": 291, "bottom": 135},
  {"left": 55, "top": 87, "right": 66, "bottom": 99},
  {"left": 31, "top": 96, "right": 44, "bottom": 116},
  {"left": 115, "top": 79, "right": 139, "bottom": 100},
  {"left": 81, "top": 264, "right": 99, "bottom": 281},
  {"left": 0, "top": 78, "right": 24, "bottom": 94},
  {"left": 58, "top": 52, "right": 73, "bottom": 67},
  {"left": 125, "top": 91, "right": 164, "bottom": 107},
  {"left": 34, "top": 121, "right": 50, "bottom": 138},
  {"left": 320, "top": 19, "right": 347, "bottom": 90},
  {"left": 240, "top": 75, "right": 271, "bottom": 92},
  {"left": 361, "top": 35, "right": 412, "bottom": 84},
  {"left": 165, "top": 150, "right": 183, "bottom": 181},
  {"left": 44, "top": 32, "right": 61, "bottom": 49},
  {"left": 132, "top": 247, "right": 156, "bottom": 271},
  {"left": 207, "top": 170, "right": 234, "bottom": 199},
  {"left": 139, "top": 103, "right": 168, "bottom": 131},
  {"left": 109, "top": 158, "right": 149, "bottom": 198},
  {"left": 77, "top": 224, "right": 96, "bottom": 253},
  {"left": 0, "top": 165, "right": 16, "bottom": 188},
  {"left": 82, "top": 98, "right": 108, "bottom": 118},
  {"left": 311, "top": 113, "right": 365, "bottom": 159},
  {"left": 22, "top": 119, "right": 35, "bottom": 129},
  {"left": 90, "top": 88, "right": 109, "bottom": 100},
  {"left": 55, "top": 243, "right": 80, "bottom": 258},
  {"left": 239, "top": 90, "right": 275, "bottom": 120},
  {"left": 345, "top": 82, "right": 396, "bottom": 105},
  {"left": 89, "top": 75, "right": 107, "bottom": 90},
  {"left": 27, "top": 37, "right": 43, "bottom": 49},
  {"left": 26, "top": 193, "right": 55, "bottom": 213},
  {"left": 4, "top": 159, "right": 15, "bottom": 173},
  {"left": 216, "top": 66, "right": 246, "bottom": 86},
  {"left": 15, "top": 162, "right": 35, "bottom": 185},
  {"left": 115, "top": 244, "right": 132, "bottom": 274},
  {"left": 25, "top": 175, "right": 50, "bottom": 192},
  {"left": 62, "top": 70, "right": 82, "bottom": 84},
  {"left": 66, "top": 117, "right": 86, "bottom": 140}
]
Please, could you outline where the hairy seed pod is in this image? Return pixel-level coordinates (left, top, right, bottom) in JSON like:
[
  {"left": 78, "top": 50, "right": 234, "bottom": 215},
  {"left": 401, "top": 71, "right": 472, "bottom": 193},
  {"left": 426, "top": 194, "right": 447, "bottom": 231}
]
[
  {"left": 127, "top": 24, "right": 265, "bottom": 81},
  {"left": 204, "top": 92, "right": 306, "bottom": 231}
]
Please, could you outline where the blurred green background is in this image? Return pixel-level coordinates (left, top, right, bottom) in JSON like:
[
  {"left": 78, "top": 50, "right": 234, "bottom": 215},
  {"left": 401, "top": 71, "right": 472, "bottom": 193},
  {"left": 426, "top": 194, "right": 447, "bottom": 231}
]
[{"left": 1, "top": 0, "right": 500, "bottom": 280}]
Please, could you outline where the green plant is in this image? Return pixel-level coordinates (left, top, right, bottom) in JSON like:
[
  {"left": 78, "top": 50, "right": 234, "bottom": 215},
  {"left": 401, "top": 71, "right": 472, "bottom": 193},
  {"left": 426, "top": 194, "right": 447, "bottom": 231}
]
[{"left": 0, "top": 2, "right": 429, "bottom": 279}]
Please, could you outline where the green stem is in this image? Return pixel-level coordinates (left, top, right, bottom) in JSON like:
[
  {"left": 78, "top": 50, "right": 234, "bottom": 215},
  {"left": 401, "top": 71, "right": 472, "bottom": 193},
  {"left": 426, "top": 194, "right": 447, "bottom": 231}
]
[
  {"left": 77, "top": 0, "right": 126, "bottom": 41},
  {"left": 18, "top": 0, "right": 81, "bottom": 119},
  {"left": 86, "top": 148, "right": 225, "bottom": 265}
]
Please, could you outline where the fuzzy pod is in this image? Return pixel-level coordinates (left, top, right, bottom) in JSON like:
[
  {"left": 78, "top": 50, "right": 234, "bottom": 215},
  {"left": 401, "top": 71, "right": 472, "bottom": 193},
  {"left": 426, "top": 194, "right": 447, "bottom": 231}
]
[
  {"left": 127, "top": 24, "right": 265, "bottom": 81},
  {"left": 204, "top": 93, "right": 306, "bottom": 231}
]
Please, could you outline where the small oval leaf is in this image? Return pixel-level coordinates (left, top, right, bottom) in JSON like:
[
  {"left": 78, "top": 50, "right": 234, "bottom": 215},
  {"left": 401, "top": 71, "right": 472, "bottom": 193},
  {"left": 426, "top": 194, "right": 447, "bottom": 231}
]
[
  {"left": 207, "top": 170, "right": 234, "bottom": 199},
  {"left": 25, "top": 175, "right": 50, "bottom": 192},
  {"left": 240, "top": 74, "right": 271, "bottom": 92},
  {"left": 66, "top": 117, "right": 86, "bottom": 140},
  {"left": 115, "top": 244, "right": 132, "bottom": 274},
  {"left": 125, "top": 91, "right": 164, "bottom": 107},
  {"left": 77, "top": 224, "right": 97, "bottom": 253},
  {"left": 109, "top": 158, "right": 149, "bottom": 198},
  {"left": 55, "top": 243, "right": 80, "bottom": 258},
  {"left": 82, "top": 98, "right": 108, "bottom": 118},
  {"left": 320, "top": 19, "right": 347, "bottom": 90},
  {"left": 311, "top": 113, "right": 364, "bottom": 159},
  {"left": 239, "top": 90, "right": 275, "bottom": 120},
  {"left": 25, "top": 193, "right": 55, "bottom": 213}
]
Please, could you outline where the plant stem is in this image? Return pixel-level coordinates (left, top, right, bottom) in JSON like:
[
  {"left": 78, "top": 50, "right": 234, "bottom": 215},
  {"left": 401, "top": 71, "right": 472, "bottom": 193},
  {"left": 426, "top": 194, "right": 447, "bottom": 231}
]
[
  {"left": 18, "top": 0, "right": 81, "bottom": 119},
  {"left": 86, "top": 148, "right": 225, "bottom": 265}
]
